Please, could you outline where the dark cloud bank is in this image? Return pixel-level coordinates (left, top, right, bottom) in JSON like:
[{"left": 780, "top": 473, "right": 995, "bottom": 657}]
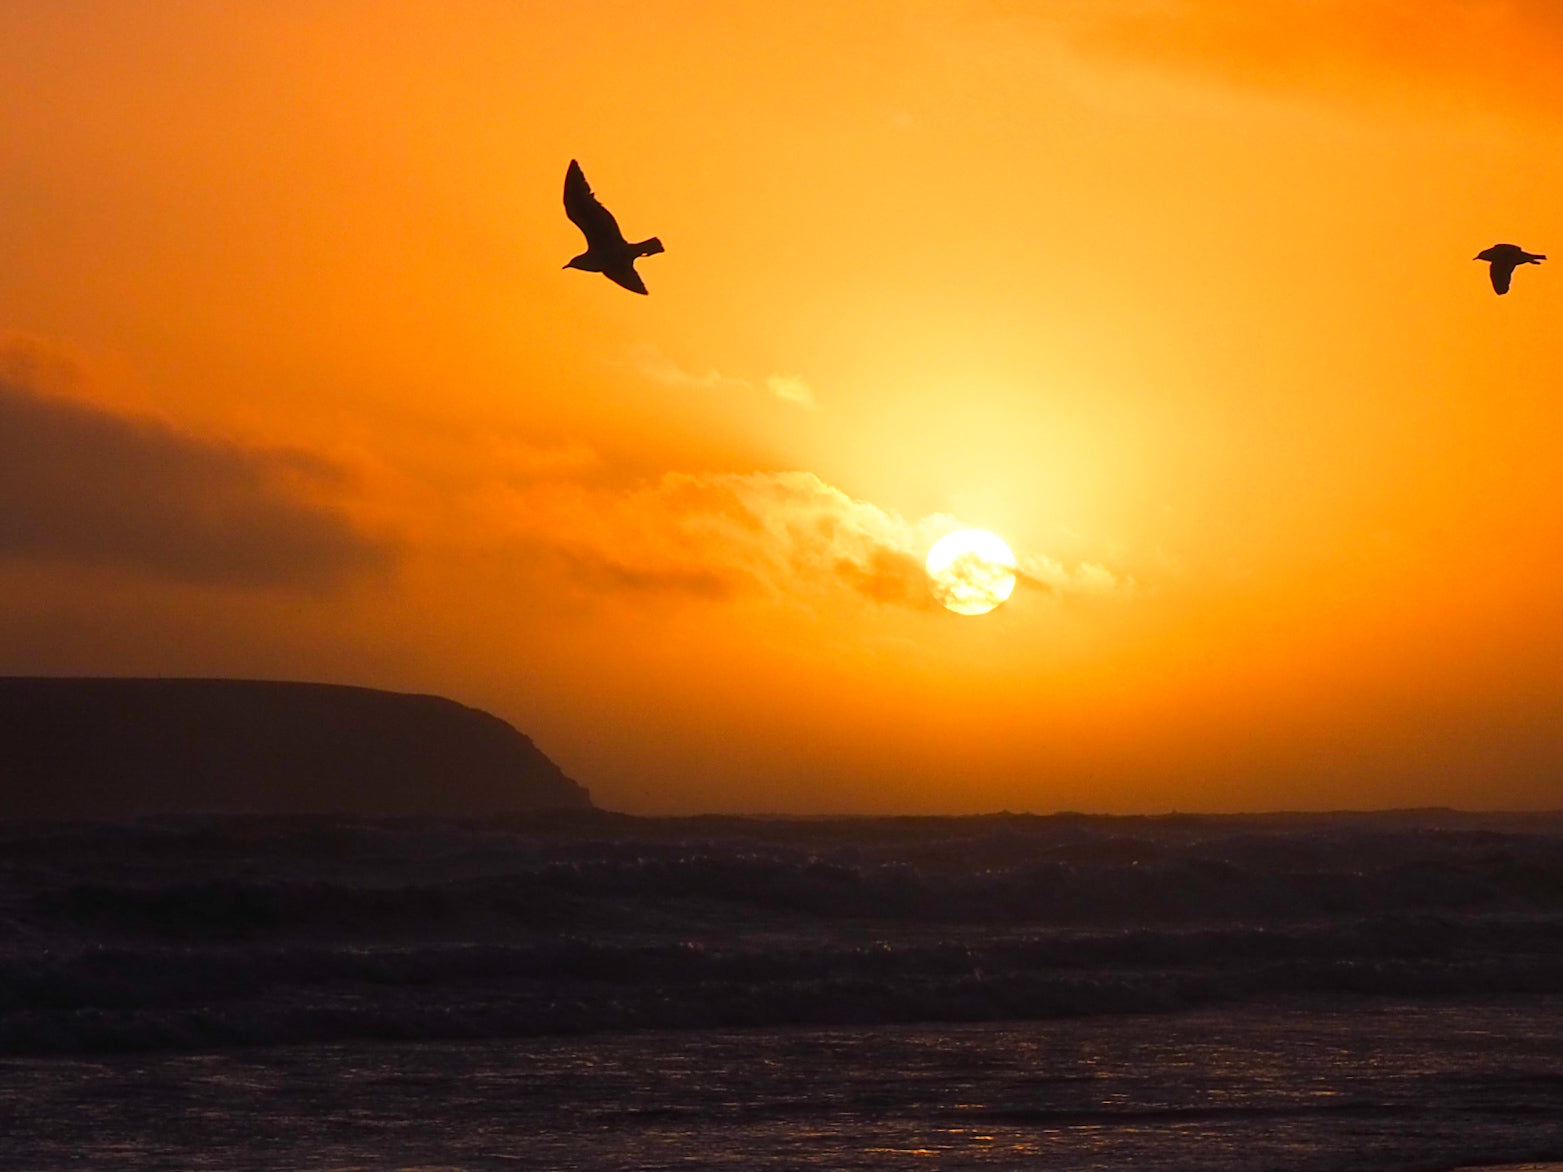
[{"left": 0, "top": 375, "right": 392, "bottom": 589}]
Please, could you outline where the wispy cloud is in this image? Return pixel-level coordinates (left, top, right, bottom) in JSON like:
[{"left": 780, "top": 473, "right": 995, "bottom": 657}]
[
  {"left": 472, "top": 466, "right": 1128, "bottom": 611},
  {"left": 1017, "top": 552, "right": 1132, "bottom": 598},
  {"left": 631, "top": 346, "right": 817, "bottom": 409},
  {"left": 762, "top": 374, "right": 815, "bottom": 409}
]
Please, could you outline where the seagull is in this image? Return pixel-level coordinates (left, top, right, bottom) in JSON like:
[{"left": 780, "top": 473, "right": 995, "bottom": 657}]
[
  {"left": 562, "top": 160, "right": 664, "bottom": 295},
  {"left": 1474, "top": 243, "right": 1545, "bottom": 295}
]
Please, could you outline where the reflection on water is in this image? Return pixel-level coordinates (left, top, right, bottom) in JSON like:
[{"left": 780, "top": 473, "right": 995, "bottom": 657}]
[{"left": 5, "top": 999, "right": 1563, "bottom": 1171}]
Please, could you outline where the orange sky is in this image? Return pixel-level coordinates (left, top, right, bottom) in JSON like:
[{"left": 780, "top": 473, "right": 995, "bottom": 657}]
[{"left": 2, "top": 0, "right": 1562, "bottom": 813}]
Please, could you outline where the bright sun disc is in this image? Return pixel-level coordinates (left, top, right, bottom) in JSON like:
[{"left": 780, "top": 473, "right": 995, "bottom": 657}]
[{"left": 925, "top": 529, "right": 1018, "bottom": 615}]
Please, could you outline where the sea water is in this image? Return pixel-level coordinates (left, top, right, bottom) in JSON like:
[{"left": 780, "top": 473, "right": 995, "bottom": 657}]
[
  {"left": 6, "top": 1001, "right": 1563, "bottom": 1170},
  {"left": 3, "top": 811, "right": 1562, "bottom": 1169}
]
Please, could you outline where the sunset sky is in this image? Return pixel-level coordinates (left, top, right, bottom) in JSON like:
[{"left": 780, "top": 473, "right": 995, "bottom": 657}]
[{"left": 3, "top": 1, "right": 1561, "bottom": 814}]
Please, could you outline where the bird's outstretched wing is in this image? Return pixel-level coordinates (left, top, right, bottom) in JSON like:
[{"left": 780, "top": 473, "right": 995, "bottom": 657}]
[
  {"left": 604, "top": 265, "right": 649, "bottom": 296},
  {"left": 563, "top": 160, "right": 626, "bottom": 247},
  {"left": 1490, "top": 263, "right": 1515, "bottom": 295}
]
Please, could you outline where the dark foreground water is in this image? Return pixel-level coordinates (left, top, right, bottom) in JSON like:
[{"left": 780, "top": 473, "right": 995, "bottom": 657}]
[
  {"left": 3, "top": 809, "right": 1563, "bottom": 1168},
  {"left": 5, "top": 1001, "right": 1563, "bottom": 1170}
]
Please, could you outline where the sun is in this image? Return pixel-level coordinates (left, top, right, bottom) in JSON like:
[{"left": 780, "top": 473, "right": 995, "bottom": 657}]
[{"left": 925, "top": 529, "right": 1018, "bottom": 615}]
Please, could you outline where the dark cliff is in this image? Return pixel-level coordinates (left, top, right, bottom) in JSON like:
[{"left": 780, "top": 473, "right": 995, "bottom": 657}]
[{"left": 0, "top": 677, "right": 591, "bottom": 818}]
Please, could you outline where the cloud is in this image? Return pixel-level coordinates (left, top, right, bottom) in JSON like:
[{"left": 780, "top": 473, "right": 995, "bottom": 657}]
[
  {"left": 763, "top": 375, "right": 816, "bottom": 409},
  {"left": 631, "top": 346, "right": 817, "bottom": 409},
  {"left": 553, "top": 546, "right": 746, "bottom": 600},
  {"left": 477, "top": 468, "right": 934, "bottom": 608},
  {"left": 689, "top": 470, "right": 937, "bottom": 604},
  {"left": 476, "top": 466, "right": 1129, "bottom": 612},
  {"left": 0, "top": 347, "right": 394, "bottom": 590},
  {"left": 1018, "top": 552, "right": 1131, "bottom": 598}
]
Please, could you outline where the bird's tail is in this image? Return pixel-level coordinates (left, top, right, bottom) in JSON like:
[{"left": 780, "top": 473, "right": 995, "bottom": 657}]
[{"left": 634, "top": 237, "right": 665, "bottom": 258}]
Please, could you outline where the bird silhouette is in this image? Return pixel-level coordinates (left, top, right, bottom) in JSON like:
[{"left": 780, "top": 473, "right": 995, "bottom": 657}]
[
  {"left": 562, "top": 160, "right": 663, "bottom": 295},
  {"left": 1475, "top": 243, "right": 1545, "bottom": 295}
]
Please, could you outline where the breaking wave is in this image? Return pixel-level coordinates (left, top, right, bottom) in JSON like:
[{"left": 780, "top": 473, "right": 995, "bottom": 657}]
[{"left": 3, "top": 809, "right": 1563, "bottom": 1052}]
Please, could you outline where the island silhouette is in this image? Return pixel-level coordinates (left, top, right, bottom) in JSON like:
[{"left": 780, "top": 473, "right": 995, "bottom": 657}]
[{"left": 0, "top": 677, "right": 591, "bottom": 819}]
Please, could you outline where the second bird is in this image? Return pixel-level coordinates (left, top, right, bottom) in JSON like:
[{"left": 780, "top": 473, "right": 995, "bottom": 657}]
[
  {"left": 1475, "top": 243, "right": 1545, "bottom": 295},
  {"left": 563, "top": 160, "right": 664, "bottom": 295}
]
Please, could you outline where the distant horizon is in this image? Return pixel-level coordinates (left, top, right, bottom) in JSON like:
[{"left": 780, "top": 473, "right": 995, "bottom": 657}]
[{"left": 5, "top": 672, "right": 1563, "bottom": 821}]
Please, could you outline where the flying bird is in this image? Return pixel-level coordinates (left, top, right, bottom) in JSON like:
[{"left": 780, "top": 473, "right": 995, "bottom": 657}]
[
  {"left": 562, "top": 160, "right": 664, "bottom": 295},
  {"left": 1475, "top": 243, "right": 1545, "bottom": 295}
]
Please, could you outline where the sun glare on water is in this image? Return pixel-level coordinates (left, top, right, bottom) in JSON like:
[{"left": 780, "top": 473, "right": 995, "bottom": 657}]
[{"left": 925, "top": 529, "right": 1018, "bottom": 616}]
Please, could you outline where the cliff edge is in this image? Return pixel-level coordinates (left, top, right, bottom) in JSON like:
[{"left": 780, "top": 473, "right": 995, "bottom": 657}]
[{"left": 0, "top": 677, "right": 592, "bottom": 818}]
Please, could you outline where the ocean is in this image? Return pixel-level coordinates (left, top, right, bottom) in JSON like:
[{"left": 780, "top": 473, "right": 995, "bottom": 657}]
[{"left": 3, "top": 809, "right": 1562, "bottom": 1170}]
